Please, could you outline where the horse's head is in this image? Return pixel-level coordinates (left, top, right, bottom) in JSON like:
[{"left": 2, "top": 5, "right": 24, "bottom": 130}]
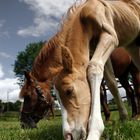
[
  {"left": 54, "top": 47, "right": 91, "bottom": 140},
  {"left": 19, "top": 72, "right": 52, "bottom": 128}
]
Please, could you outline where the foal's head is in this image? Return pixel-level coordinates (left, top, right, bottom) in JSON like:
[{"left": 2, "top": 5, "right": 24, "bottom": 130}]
[
  {"left": 19, "top": 72, "right": 53, "bottom": 128},
  {"left": 54, "top": 47, "right": 91, "bottom": 140}
]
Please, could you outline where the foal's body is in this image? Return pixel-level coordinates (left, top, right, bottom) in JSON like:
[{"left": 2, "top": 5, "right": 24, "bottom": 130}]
[{"left": 20, "top": 0, "right": 140, "bottom": 140}]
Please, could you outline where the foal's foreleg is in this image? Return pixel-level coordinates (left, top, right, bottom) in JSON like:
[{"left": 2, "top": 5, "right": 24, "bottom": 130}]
[{"left": 87, "top": 32, "right": 118, "bottom": 140}]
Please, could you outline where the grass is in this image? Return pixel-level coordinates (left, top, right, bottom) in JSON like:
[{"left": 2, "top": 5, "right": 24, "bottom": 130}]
[
  {"left": 101, "top": 104, "right": 140, "bottom": 140},
  {"left": 0, "top": 121, "right": 20, "bottom": 140},
  {"left": 20, "top": 117, "right": 63, "bottom": 140},
  {"left": 0, "top": 108, "right": 140, "bottom": 140},
  {"left": 103, "top": 120, "right": 140, "bottom": 140},
  {"left": 0, "top": 113, "right": 63, "bottom": 140}
]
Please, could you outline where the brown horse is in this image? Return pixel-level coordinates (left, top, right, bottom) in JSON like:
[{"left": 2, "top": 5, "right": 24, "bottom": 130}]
[
  {"left": 101, "top": 47, "right": 140, "bottom": 121},
  {"left": 20, "top": 72, "right": 54, "bottom": 128},
  {"left": 19, "top": 0, "right": 140, "bottom": 139},
  {"left": 111, "top": 48, "right": 140, "bottom": 119}
]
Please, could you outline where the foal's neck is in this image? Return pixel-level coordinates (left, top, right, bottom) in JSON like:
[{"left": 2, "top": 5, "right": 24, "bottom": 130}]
[{"left": 65, "top": 15, "right": 90, "bottom": 71}]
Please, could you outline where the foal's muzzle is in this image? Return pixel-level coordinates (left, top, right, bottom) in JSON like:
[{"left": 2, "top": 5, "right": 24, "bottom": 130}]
[{"left": 64, "top": 128, "right": 86, "bottom": 140}]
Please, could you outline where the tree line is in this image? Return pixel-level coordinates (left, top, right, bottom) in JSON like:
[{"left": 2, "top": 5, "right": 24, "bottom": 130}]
[
  {"left": 14, "top": 41, "right": 45, "bottom": 86},
  {"left": 0, "top": 100, "right": 21, "bottom": 112}
]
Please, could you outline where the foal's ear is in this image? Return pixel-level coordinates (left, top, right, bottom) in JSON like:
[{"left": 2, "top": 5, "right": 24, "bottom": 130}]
[
  {"left": 61, "top": 46, "right": 74, "bottom": 72},
  {"left": 24, "top": 71, "right": 33, "bottom": 83}
]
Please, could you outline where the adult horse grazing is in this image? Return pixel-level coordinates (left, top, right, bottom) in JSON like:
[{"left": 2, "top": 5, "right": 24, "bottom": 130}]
[
  {"left": 20, "top": 72, "right": 55, "bottom": 128},
  {"left": 19, "top": 0, "right": 140, "bottom": 139}
]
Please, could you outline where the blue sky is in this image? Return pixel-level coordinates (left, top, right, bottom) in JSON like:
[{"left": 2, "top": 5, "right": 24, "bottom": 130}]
[
  {"left": 0, "top": 0, "right": 75, "bottom": 102},
  {"left": 0, "top": 0, "right": 75, "bottom": 79},
  {"left": 0, "top": 0, "right": 126, "bottom": 102}
]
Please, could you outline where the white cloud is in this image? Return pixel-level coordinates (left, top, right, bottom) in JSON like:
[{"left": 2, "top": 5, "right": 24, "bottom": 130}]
[
  {"left": 0, "top": 64, "right": 4, "bottom": 78},
  {"left": 0, "top": 52, "right": 12, "bottom": 59},
  {"left": 0, "top": 78, "right": 20, "bottom": 102},
  {"left": 17, "top": 0, "right": 76, "bottom": 37}
]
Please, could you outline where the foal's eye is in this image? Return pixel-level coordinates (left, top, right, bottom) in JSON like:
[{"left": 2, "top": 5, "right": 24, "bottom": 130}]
[{"left": 66, "top": 87, "right": 74, "bottom": 97}]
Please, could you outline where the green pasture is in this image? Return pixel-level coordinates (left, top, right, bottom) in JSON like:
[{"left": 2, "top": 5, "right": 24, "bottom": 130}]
[{"left": 0, "top": 108, "right": 140, "bottom": 140}]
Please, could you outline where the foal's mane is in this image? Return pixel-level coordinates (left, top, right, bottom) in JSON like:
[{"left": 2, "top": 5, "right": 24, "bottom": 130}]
[{"left": 31, "top": 34, "right": 62, "bottom": 78}]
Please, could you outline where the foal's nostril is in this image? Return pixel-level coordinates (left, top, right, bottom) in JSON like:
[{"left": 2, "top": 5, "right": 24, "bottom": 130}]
[
  {"left": 80, "top": 129, "right": 87, "bottom": 140},
  {"left": 65, "top": 133, "right": 73, "bottom": 140},
  {"left": 71, "top": 129, "right": 86, "bottom": 140}
]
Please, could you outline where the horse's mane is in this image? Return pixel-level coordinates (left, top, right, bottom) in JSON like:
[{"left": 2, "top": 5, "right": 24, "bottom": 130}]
[
  {"left": 59, "top": 0, "right": 86, "bottom": 40},
  {"left": 31, "top": 34, "right": 62, "bottom": 77}
]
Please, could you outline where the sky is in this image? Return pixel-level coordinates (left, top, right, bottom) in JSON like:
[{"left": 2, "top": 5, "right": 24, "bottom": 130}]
[
  {"left": 0, "top": 0, "right": 126, "bottom": 103},
  {"left": 0, "top": 0, "right": 76, "bottom": 102}
]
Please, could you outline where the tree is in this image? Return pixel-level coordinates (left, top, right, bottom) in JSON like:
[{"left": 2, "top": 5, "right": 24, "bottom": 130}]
[
  {"left": 3, "top": 100, "right": 22, "bottom": 112},
  {"left": 14, "top": 41, "right": 45, "bottom": 86},
  {"left": 0, "top": 100, "right": 4, "bottom": 115}
]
